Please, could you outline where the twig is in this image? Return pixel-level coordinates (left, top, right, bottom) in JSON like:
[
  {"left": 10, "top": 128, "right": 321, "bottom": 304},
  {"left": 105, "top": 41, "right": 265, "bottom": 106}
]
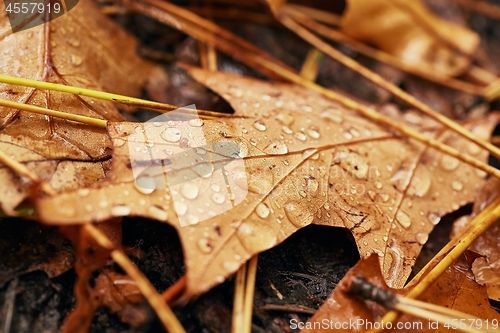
[{"left": 1, "top": 278, "right": 18, "bottom": 333}]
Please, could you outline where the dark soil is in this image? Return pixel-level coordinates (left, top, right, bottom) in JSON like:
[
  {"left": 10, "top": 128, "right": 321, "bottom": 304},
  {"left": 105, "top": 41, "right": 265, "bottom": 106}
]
[{"left": 2, "top": 0, "right": 500, "bottom": 332}]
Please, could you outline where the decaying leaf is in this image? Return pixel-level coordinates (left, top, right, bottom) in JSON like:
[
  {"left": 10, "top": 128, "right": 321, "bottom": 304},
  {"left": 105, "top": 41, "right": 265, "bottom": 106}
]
[
  {"left": 301, "top": 253, "right": 500, "bottom": 333},
  {"left": 36, "top": 67, "right": 496, "bottom": 300},
  {"left": 340, "top": 0, "right": 480, "bottom": 77},
  {"left": 452, "top": 177, "right": 500, "bottom": 301},
  {"left": 0, "top": 0, "right": 155, "bottom": 214}
]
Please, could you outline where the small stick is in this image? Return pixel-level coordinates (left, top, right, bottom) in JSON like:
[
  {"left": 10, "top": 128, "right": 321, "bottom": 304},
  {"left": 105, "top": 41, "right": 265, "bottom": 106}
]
[{"left": 345, "top": 276, "right": 495, "bottom": 333}]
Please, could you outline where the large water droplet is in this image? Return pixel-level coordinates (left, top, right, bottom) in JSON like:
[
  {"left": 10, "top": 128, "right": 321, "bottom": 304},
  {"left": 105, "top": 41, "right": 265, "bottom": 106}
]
[
  {"left": 111, "top": 205, "right": 131, "bottom": 217},
  {"left": 320, "top": 109, "right": 342, "bottom": 123},
  {"left": 212, "top": 193, "right": 225, "bottom": 204},
  {"left": 276, "top": 113, "right": 294, "bottom": 126},
  {"left": 427, "top": 212, "right": 441, "bottom": 225},
  {"left": 223, "top": 260, "right": 240, "bottom": 272},
  {"left": 174, "top": 201, "right": 188, "bottom": 216},
  {"left": 264, "top": 141, "right": 288, "bottom": 155},
  {"left": 135, "top": 176, "right": 156, "bottom": 194},
  {"left": 282, "top": 126, "right": 293, "bottom": 134},
  {"left": 416, "top": 232, "right": 428, "bottom": 245},
  {"left": 440, "top": 155, "right": 460, "bottom": 171},
  {"left": 294, "top": 132, "right": 307, "bottom": 141},
  {"left": 255, "top": 203, "right": 270, "bottom": 218},
  {"left": 70, "top": 54, "right": 82, "bottom": 66},
  {"left": 161, "top": 128, "right": 181, "bottom": 143},
  {"left": 451, "top": 180, "right": 463, "bottom": 191},
  {"left": 236, "top": 222, "right": 277, "bottom": 253},
  {"left": 407, "top": 170, "right": 431, "bottom": 197},
  {"left": 188, "top": 118, "right": 204, "bottom": 127},
  {"left": 396, "top": 210, "right": 411, "bottom": 229},
  {"left": 284, "top": 202, "right": 314, "bottom": 228},
  {"left": 307, "top": 126, "right": 320, "bottom": 139},
  {"left": 467, "top": 142, "right": 481, "bottom": 155},
  {"left": 380, "top": 193, "right": 390, "bottom": 202},
  {"left": 333, "top": 151, "right": 370, "bottom": 179},
  {"left": 253, "top": 121, "right": 267, "bottom": 131},
  {"left": 198, "top": 238, "right": 213, "bottom": 253},
  {"left": 78, "top": 188, "right": 90, "bottom": 197},
  {"left": 148, "top": 206, "right": 168, "bottom": 221},
  {"left": 181, "top": 183, "right": 199, "bottom": 199},
  {"left": 307, "top": 177, "right": 319, "bottom": 196}
]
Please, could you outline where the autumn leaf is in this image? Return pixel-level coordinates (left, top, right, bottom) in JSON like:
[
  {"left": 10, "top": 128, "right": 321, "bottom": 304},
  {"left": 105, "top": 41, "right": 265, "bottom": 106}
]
[
  {"left": 452, "top": 177, "right": 500, "bottom": 302},
  {"left": 34, "top": 66, "right": 497, "bottom": 301},
  {"left": 301, "top": 253, "right": 500, "bottom": 333},
  {"left": 0, "top": 0, "right": 155, "bottom": 214},
  {"left": 340, "top": 0, "right": 479, "bottom": 77}
]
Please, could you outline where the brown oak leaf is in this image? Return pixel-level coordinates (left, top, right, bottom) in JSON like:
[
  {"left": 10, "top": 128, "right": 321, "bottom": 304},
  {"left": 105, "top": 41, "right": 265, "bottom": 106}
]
[
  {"left": 0, "top": 0, "right": 155, "bottom": 214},
  {"left": 36, "top": 67, "right": 496, "bottom": 300}
]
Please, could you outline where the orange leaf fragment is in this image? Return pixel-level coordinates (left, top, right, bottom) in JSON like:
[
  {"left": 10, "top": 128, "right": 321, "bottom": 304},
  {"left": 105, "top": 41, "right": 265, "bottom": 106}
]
[
  {"left": 302, "top": 253, "right": 500, "bottom": 333},
  {"left": 340, "top": 0, "right": 480, "bottom": 77}
]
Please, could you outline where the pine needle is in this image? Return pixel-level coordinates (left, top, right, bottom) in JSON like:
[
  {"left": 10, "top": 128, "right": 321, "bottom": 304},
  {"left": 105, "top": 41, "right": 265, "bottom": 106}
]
[
  {"left": 243, "top": 256, "right": 258, "bottom": 333},
  {"left": 367, "top": 195, "right": 500, "bottom": 332}
]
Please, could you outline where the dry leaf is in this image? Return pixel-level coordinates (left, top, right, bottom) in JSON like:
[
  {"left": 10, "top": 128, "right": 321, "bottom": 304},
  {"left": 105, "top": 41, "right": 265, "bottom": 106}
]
[
  {"left": 340, "top": 0, "right": 479, "bottom": 77},
  {"left": 301, "top": 253, "right": 500, "bottom": 333},
  {"left": 0, "top": 0, "right": 154, "bottom": 214},
  {"left": 36, "top": 67, "right": 495, "bottom": 300},
  {"left": 452, "top": 177, "right": 500, "bottom": 301}
]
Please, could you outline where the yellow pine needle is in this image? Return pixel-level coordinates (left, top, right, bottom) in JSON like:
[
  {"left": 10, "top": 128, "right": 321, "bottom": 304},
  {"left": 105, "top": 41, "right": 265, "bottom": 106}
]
[
  {"left": 232, "top": 264, "right": 247, "bottom": 333},
  {"left": 0, "top": 98, "right": 108, "bottom": 128},
  {"left": 393, "top": 300, "right": 493, "bottom": 333},
  {"left": 279, "top": 13, "right": 500, "bottom": 161},
  {"left": 367, "top": 195, "right": 500, "bottom": 333},
  {"left": 243, "top": 256, "right": 258, "bottom": 333},
  {"left": 0, "top": 74, "right": 230, "bottom": 119},
  {"left": 0, "top": 74, "right": 179, "bottom": 112},
  {"left": 0, "top": 148, "right": 56, "bottom": 196},
  {"left": 84, "top": 224, "right": 186, "bottom": 333}
]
